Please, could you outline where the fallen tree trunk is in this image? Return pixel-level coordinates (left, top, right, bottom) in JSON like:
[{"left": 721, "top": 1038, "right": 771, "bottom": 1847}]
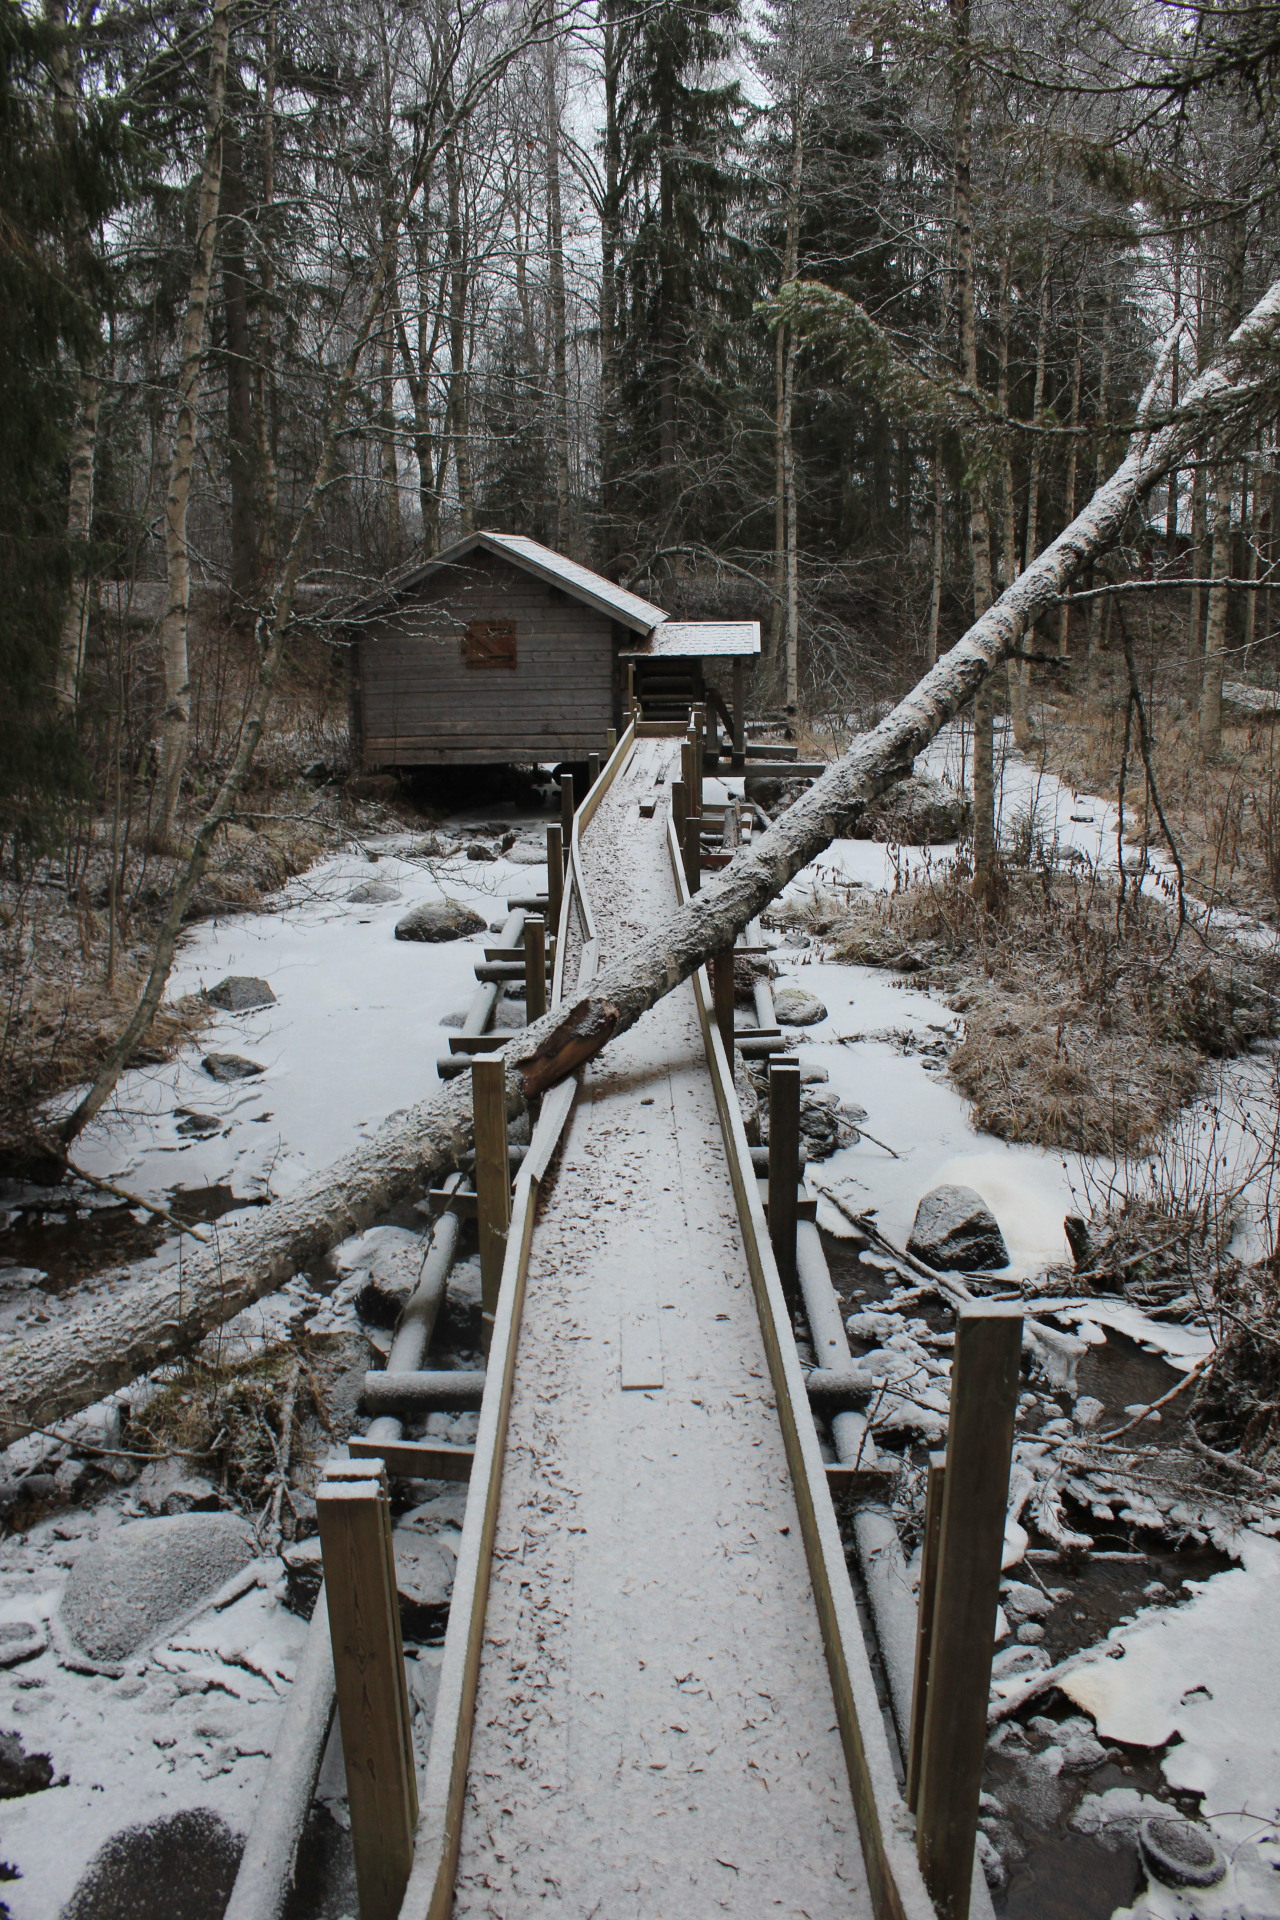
[{"left": 4, "top": 279, "right": 1279, "bottom": 1448}]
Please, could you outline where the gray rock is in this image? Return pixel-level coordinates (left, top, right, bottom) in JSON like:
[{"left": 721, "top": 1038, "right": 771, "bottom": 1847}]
[
  {"left": 63, "top": 1809, "right": 242, "bottom": 1920},
  {"left": 465, "top": 841, "right": 497, "bottom": 861},
  {"left": 60, "top": 1512, "right": 256, "bottom": 1662},
  {"left": 855, "top": 772, "right": 972, "bottom": 846},
  {"left": 0, "top": 1265, "right": 44, "bottom": 1291},
  {"left": 332, "top": 1225, "right": 427, "bottom": 1326},
  {"left": 175, "top": 1109, "right": 222, "bottom": 1137},
  {"left": 1140, "top": 1816, "right": 1226, "bottom": 1890},
  {"left": 347, "top": 880, "right": 401, "bottom": 904},
  {"left": 393, "top": 1516, "right": 459, "bottom": 1634},
  {"left": 0, "top": 1728, "right": 54, "bottom": 1796},
  {"left": 507, "top": 839, "right": 546, "bottom": 865},
  {"left": 135, "top": 1459, "right": 222, "bottom": 1516},
  {"left": 203, "top": 975, "right": 276, "bottom": 1012},
  {"left": 395, "top": 898, "right": 487, "bottom": 943},
  {"left": 202, "top": 1052, "right": 264, "bottom": 1081},
  {"left": 0, "top": 1618, "right": 47, "bottom": 1668},
  {"left": 774, "top": 984, "right": 828, "bottom": 1026},
  {"left": 908, "top": 1184, "right": 1009, "bottom": 1272}
]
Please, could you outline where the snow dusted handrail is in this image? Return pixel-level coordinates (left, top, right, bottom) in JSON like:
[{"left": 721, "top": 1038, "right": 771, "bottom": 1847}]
[
  {"left": 551, "top": 719, "right": 636, "bottom": 1006},
  {"left": 403, "top": 725, "right": 636, "bottom": 1920},
  {"left": 662, "top": 806, "right": 938, "bottom": 1920}
]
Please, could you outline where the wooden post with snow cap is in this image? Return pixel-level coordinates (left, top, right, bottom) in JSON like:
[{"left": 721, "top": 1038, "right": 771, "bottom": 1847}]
[
  {"left": 316, "top": 1458, "right": 417, "bottom": 1920},
  {"left": 588, "top": 750, "right": 601, "bottom": 787},
  {"left": 767, "top": 1057, "right": 801, "bottom": 1306},
  {"left": 915, "top": 1305, "right": 1023, "bottom": 1920},
  {"left": 472, "top": 1056, "right": 511, "bottom": 1334},
  {"left": 545, "top": 824, "right": 562, "bottom": 934},
  {"left": 523, "top": 915, "right": 547, "bottom": 1024}
]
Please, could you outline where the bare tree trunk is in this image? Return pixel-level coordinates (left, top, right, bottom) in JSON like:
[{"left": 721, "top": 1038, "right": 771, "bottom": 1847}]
[
  {"left": 10, "top": 278, "right": 1280, "bottom": 1443},
  {"left": 155, "top": 0, "right": 235, "bottom": 850},
  {"left": 949, "top": 0, "right": 997, "bottom": 898},
  {"left": 782, "top": 327, "right": 801, "bottom": 711},
  {"left": 1200, "top": 462, "right": 1234, "bottom": 754},
  {"left": 1010, "top": 203, "right": 1052, "bottom": 746},
  {"left": 598, "top": 0, "right": 622, "bottom": 560},
  {"left": 927, "top": 437, "right": 944, "bottom": 668},
  {"left": 997, "top": 253, "right": 1032, "bottom": 751},
  {"left": 1185, "top": 462, "right": 1208, "bottom": 705},
  {"left": 1243, "top": 457, "right": 1260, "bottom": 664},
  {"left": 254, "top": 2, "right": 279, "bottom": 578},
  {"left": 1057, "top": 292, "right": 1084, "bottom": 659},
  {"left": 1087, "top": 285, "right": 1114, "bottom": 690},
  {"left": 544, "top": 29, "right": 572, "bottom": 551},
  {"left": 222, "top": 121, "right": 260, "bottom": 612},
  {"left": 47, "top": 0, "right": 99, "bottom": 710},
  {"left": 56, "top": 381, "right": 100, "bottom": 708},
  {"left": 445, "top": 130, "right": 474, "bottom": 533},
  {"left": 772, "top": 93, "right": 804, "bottom": 685}
]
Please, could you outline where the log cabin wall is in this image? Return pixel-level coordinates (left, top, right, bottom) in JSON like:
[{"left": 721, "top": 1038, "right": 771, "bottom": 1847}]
[{"left": 353, "top": 547, "right": 617, "bottom": 768}]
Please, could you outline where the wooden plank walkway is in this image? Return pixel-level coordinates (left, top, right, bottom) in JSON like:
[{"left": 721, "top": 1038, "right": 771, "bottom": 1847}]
[{"left": 453, "top": 739, "right": 872, "bottom": 1918}]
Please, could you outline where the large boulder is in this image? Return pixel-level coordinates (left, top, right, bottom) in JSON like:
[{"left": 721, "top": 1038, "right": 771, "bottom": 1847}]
[
  {"left": 395, "top": 898, "right": 486, "bottom": 943},
  {"left": 855, "top": 773, "right": 972, "bottom": 846},
  {"left": 61, "top": 1512, "right": 256, "bottom": 1662},
  {"left": 203, "top": 975, "right": 276, "bottom": 1012},
  {"left": 201, "top": 1052, "right": 263, "bottom": 1081},
  {"left": 774, "top": 984, "right": 828, "bottom": 1027},
  {"left": 907, "top": 1184, "right": 1009, "bottom": 1272}
]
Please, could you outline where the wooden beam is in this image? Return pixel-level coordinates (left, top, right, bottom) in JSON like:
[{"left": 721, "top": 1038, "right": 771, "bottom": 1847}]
[
  {"left": 560, "top": 772, "right": 575, "bottom": 851},
  {"left": 916, "top": 1307, "right": 1023, "bottom": 1920},
  {"left": 682, "top": 810, "right": 701, "bottom": 893},
  {"left": 348, "top": 1436, "right": 475, "bottom": 1481},
  {"left": 712, "top": 950, "right": 735, "bottom": 1056},
  {"left": 732, "top": 658, "right": 745, "bottom": 763},
  {"left": 316, "top": 1459, "right": 417, "bottom": 1920},
  {"left": 472, "top": 1057, "right": 511, "bottom": 1333},
  {"left": 671, "top": 778, "right": 688, "bottom": 842}
]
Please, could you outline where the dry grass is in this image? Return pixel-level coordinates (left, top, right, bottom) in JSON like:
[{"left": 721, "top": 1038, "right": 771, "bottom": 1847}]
[
  {"left": 1037, "top": 675, "right": 1280, "bottom": 924},
  {"left": 821, "top": 862, "right": 1274, "bottom": 1154}
]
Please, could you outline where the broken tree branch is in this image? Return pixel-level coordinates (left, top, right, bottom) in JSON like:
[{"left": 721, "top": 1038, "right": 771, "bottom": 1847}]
[{"left": 5, "top": 276, "right": 1280, "bottom": 1447}]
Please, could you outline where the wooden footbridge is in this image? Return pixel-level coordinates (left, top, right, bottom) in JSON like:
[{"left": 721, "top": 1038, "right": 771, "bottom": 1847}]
[{"left": 226, "top": 724, "right": 1018, "bottom": 1920}]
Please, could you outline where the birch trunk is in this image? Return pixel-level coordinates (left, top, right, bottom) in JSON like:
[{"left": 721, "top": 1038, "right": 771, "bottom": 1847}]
[
  {"left": 544, "top": 31, "right": 572, "bottom": 551},
  {"left": 1199, "top": 463, "right": 1234, "bottom": 755},
  {"left": 12, "top": 276, "right": 1276, "bottom": 1445},
  {"left": 155, "top": 0, "right": 235, "bottom": 851}
]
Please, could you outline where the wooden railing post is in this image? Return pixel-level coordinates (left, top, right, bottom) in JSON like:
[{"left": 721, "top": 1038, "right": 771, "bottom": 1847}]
[
  {"left": 915, "top": 1305, "right": 1023, "bottom": 1920},
  {"left": 588, "top": 750, "right": 601, "bottom": 788},
  {"left": 545, "top": 824, "right": 563, "bottom": 935},
  {"left": 523, "top": 914, "right": 547, "bottom": 1023},
  {"left": 671, "top": 778, "right": 688, "bottom": 844},
  {"left": 768, "top": 1058, "right": 801, "bottom": 1305},
  {"left": 472, "top": 1056, "right": 511, "bottom": 1337},
  {"left": 732, "top": 658, "right": 745, "bottom": 765},
  {"left": 316, "top": 1458, "right": 417, "bottom": 1920},
  {"left": 906, "top": 1449, "right": 947, "bottom": 1811},
  {"left": 712, "top": 950, "right": 735, "bottom": 1054},
  {"left": 559, "top": 772, "right": 575, "bottom": 852},
  {"left": 683, "top": 810, "right": 701, "bottom": 892}
]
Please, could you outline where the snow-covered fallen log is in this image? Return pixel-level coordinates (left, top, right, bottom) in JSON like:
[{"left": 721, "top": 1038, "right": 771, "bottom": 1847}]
[{"left": 4, "top": 276, "right": 1280, "bottom": 1449}]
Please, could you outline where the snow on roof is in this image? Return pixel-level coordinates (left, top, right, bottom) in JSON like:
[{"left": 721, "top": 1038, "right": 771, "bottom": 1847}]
[
  {"left": 623, "top": 620, "right": 762, "bottom": 658},
  {"left": 481, "top": 533, "right": 666, "bottom": 633},
  {"left": 344, "top": 530, "right": 667, "bottom": 635}
]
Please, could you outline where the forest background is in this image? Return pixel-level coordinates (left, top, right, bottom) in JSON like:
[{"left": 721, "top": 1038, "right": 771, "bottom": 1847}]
[{"left": 3, "top": 0, "right": 1280, "bottom": 1170}]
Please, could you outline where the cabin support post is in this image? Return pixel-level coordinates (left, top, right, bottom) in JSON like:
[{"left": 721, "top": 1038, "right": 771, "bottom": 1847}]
[
  {"left": 472, "top": 1056, "right": 511, "bottom": 1336},
  {"left": 523, "top": 914, "right": 547, "bottom": 1023},
  {"left": 316, "top": 1458, "right": 417, "bottom": 1920},
  {"left": 588, "top": 751, "right": 601, "bottom": 788},
  {"left": 915, "top": 1306, "right": 1023, "bottom": 1920},
  {"left": 767, "top": 1058, "right": 801, "bottom": 1306},
  {"left": 545, "top": 825, "right": 563, "bottom": 933},
  {"left": 732, "top": 659, "right": 745, "bottom": 766}
]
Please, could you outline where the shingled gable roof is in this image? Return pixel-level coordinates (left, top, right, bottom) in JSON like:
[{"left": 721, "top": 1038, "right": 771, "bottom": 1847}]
[{"left": 346, "top": 529, "right": 668, "bottom": 636}]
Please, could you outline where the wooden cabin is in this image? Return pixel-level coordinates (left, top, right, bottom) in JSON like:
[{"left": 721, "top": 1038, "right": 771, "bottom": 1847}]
[{"left": 346, "top": 530, "right": 760, "bottom": 770}]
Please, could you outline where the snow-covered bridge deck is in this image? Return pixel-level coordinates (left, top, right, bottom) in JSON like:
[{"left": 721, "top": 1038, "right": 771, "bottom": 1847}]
[
  {"left": 451, "top": 737, "right": 870, "bottom": 1916},
  {"left": 401, "top": 730, "right": 937, "bottom": 1920}
]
